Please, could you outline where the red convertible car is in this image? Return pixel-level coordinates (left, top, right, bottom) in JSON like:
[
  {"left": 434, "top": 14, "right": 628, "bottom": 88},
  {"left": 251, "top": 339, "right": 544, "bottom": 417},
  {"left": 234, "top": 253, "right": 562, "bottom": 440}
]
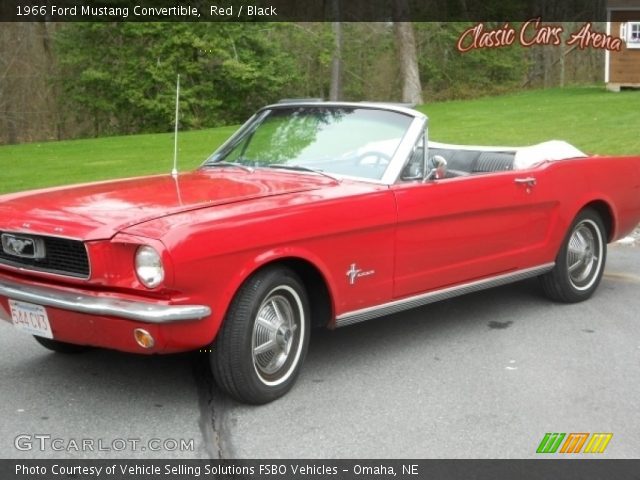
[{"left": 1, "top": 102, "right": 640, "bottom": 404}]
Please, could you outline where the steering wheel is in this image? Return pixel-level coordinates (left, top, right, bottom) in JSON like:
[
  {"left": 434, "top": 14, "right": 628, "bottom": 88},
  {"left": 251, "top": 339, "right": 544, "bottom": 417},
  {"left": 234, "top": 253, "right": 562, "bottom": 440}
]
[{"left": 354, "top": 150, "right": 392, "bottom": 167}]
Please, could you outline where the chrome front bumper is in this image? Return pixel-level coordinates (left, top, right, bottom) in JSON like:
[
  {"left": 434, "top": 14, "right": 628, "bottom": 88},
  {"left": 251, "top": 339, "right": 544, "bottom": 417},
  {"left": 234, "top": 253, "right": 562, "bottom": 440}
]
[{"left": 0, "top": 278, "right": 211, "bottom": 324}]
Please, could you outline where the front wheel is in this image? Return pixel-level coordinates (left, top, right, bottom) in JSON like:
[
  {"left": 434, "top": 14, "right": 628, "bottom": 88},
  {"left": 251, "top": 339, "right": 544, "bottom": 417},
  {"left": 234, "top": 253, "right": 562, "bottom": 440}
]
[
  {"left": 540, "top": 208, "right": 607, "bottom": 303},
  {"left": 210, "top": 266, "right": 310, "bottom": 404}
]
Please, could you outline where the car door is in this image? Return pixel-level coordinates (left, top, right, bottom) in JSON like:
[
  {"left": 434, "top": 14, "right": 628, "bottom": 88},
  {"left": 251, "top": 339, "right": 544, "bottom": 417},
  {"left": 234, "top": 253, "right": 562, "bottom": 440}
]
[{"left": 392, "top": 162, "right": 550, "bottom": 298}]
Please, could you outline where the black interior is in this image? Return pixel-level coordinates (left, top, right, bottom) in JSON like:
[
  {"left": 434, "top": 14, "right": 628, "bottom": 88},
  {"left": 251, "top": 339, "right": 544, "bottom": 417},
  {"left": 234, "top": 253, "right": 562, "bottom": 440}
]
[
  {"left": 402, "top": 146, "right": 515, "bottom": 180},
  {"left": 432, "top": 148, "right": 514, "bottom": 174}
]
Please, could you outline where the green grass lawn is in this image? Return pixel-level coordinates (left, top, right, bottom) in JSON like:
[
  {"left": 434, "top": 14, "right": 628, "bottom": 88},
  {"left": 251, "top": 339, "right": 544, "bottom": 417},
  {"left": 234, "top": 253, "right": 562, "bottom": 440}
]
[
  {"left": 0, "top": 126, "right": 237, "bottom": 195},
  {"left": 420, "top": 86, "right": 639, "bottom": 153},
  {"left": 1, "top": 85, "right": 638, "bottom": 195}
]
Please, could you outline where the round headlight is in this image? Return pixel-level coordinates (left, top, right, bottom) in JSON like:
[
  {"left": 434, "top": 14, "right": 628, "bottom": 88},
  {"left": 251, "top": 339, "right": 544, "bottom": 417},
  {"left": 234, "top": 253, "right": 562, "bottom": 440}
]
[{"left": 135, "top": 246, "right": 164, "bottom": 288}]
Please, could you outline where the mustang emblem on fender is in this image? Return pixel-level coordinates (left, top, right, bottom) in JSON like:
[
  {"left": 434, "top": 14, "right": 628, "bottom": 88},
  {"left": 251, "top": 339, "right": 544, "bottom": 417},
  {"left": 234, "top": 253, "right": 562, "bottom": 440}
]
[{"left": 346, "top": 263, "right": 376, "bottom": 285}]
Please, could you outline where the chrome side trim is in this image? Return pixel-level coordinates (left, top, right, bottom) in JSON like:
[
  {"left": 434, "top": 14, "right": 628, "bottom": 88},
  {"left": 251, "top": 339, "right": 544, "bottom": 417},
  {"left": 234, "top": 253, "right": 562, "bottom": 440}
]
[
  {"left": 335, "top": 263, "right": 555, "bottom": 328},
  {"left": 0, "top": 278, "right": 211, "bottom": 324}
]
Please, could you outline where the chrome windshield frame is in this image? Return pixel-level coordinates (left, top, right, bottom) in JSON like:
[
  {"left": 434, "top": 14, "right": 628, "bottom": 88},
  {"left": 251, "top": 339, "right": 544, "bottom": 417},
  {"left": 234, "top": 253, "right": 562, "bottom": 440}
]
[{"left": 202, "top": 102, "right": 428, "bottom": 186}]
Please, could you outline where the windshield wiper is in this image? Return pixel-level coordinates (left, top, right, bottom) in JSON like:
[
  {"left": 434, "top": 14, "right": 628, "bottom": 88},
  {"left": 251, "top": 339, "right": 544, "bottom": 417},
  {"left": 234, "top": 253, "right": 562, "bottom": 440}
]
[
  {"left": 203, "top": 161, "right": 254, "bottom": 173},
  {"left": 267, "top": 164, "right": 341, "bottom": 182}
]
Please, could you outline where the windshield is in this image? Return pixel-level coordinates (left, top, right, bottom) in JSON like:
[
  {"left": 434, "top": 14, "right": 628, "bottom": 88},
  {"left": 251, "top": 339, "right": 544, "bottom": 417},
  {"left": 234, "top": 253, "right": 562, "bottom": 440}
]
[{"left": 205, "top": 106, "right": 414, "bottom": 180}]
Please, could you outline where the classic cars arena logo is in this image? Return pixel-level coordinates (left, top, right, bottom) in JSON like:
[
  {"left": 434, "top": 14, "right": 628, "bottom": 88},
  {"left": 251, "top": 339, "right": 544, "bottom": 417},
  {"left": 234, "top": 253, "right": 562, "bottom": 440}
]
[
  {"left": 457, "top": 18, "right": 622, "bottom": 53},
  {"left": 536, "top": 432, "right": 613, "bottom": 454}
]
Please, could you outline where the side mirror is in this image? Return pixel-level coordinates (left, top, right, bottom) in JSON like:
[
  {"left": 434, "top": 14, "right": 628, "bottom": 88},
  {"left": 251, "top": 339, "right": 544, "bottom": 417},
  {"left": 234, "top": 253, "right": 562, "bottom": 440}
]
[{"left": 426, "top": 155, "right": 447, "bottom": 180}]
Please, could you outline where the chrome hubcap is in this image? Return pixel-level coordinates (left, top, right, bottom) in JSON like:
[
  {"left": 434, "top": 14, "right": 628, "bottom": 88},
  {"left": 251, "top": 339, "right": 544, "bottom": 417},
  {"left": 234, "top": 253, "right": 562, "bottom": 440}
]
[
  {"left": 567, "top": 221, "right": 601, "bottom": 288},
  {"left": 252, "top": 290, "right": 301, "bottom": 382}
]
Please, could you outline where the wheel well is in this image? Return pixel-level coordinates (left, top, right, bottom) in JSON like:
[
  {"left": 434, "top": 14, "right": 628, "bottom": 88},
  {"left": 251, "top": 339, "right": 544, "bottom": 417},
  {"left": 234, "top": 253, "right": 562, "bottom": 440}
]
[
  {"left": 582, "top": 200, "right": 614, "bottom": 241},
  {"left": 256, "top": 258, "right": 333, "bottom": 329}
]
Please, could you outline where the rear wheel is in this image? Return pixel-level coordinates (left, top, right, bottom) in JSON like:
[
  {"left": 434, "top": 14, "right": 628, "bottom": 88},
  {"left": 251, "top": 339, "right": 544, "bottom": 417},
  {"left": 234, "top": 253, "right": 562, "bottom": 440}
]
[
  {"left": 210, "top": 266, "right": 310, "bottom": 404},
  {"left": 33, "top": 336, "right": 90, "bottom": 354},
  {"left": 540, "top": 208, "right": 607, "bottom": 303}
]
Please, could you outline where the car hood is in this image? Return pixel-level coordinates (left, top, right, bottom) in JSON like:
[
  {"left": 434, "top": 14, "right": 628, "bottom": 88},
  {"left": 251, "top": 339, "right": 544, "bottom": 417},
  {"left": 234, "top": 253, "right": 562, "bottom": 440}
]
[{"left": 0, "top": 169, "right": 333, "bottom": 241}]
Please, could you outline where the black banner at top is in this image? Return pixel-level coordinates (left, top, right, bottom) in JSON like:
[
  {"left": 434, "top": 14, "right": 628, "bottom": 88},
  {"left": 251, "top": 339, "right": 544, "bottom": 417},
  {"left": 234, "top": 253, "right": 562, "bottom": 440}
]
[{"left": 0, "top": 0, "right": 620, "bottom": 22}]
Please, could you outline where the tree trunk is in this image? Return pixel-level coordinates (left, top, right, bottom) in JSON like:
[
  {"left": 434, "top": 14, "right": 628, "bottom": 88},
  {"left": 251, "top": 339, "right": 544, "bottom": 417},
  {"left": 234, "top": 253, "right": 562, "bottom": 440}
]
[
  {"left": 394, "top": 22, "right": 423, "bottom": 104},
  {"left": 329, "top": 22, "right": 342, "bottom": 101}
]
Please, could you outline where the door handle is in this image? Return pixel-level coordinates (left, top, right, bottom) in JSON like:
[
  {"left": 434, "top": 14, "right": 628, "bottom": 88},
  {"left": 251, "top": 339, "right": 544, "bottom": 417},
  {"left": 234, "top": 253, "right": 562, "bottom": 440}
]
[{"left": 514, "top": 177, "right": 536, "bottom": 187}]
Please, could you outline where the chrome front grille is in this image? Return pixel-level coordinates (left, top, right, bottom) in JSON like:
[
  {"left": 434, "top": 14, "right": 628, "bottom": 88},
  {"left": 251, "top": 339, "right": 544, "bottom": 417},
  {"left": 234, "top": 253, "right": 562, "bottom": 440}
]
[{"left": 0, "top": 231, "right": 90, "bottom": 279}]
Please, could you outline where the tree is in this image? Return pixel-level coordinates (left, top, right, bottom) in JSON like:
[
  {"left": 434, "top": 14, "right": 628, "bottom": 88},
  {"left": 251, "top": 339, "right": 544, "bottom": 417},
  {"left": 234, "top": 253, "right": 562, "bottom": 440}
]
[
  {"left": 414, "top": 23, "right": 526, "bottom": 100},
  {"left": 329, "top": 21, "right": 343, "bottom": 101},
  {"left": 54, "top": 23, "right": 303, "bottom": 136},
  {"left": 0, "top": 23, "right": 60, "bottom": 144},
  {"left": 394, "top": 22, "right": 423, "bottom": 104},
  {"left": 0, "top": 21, "right": 606, "bottom": 144}
]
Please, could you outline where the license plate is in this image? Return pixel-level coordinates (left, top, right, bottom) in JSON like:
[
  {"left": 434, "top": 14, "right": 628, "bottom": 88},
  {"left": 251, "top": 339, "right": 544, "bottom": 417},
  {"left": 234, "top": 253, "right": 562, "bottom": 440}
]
[{"left": 9, "top": 299, "right": 53, "bottom": 339}]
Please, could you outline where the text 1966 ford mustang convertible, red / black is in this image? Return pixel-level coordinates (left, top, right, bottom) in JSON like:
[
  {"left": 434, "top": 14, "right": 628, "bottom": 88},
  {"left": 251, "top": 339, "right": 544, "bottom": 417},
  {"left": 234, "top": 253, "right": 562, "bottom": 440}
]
[{"left": 1, "top": 102, "right": 640, "bottom": 403}]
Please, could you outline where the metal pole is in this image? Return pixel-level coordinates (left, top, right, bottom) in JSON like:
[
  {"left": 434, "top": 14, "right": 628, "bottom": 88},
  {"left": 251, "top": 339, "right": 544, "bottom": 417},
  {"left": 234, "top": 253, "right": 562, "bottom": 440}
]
[{"left": 172, "top": 74, "right": 180, "bottom": 176}]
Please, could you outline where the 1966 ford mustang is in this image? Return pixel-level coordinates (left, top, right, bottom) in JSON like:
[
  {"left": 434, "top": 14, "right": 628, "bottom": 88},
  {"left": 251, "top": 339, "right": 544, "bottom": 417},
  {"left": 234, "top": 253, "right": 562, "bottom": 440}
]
[{"left": 1, "top": 102, "right": 640, "bottom": 403}]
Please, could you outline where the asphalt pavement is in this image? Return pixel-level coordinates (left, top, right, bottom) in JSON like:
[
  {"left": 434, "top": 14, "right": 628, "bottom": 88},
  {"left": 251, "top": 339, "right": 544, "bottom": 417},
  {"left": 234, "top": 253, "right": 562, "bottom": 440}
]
[
  {"left": 0, "top": 334, "right": 214, "bottom": 459},
  {"left": 215, "top": 240, "right": 640, "bottom": 458},
  {"left": 1, "top": 241, "right": 638, "bottom": 459}
]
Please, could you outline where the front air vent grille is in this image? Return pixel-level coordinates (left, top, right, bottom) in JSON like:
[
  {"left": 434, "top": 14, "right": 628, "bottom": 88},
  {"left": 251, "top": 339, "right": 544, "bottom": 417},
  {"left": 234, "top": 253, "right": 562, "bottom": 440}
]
[{"left": 0, "top": 232, "right": 90, "bottom": 279}]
